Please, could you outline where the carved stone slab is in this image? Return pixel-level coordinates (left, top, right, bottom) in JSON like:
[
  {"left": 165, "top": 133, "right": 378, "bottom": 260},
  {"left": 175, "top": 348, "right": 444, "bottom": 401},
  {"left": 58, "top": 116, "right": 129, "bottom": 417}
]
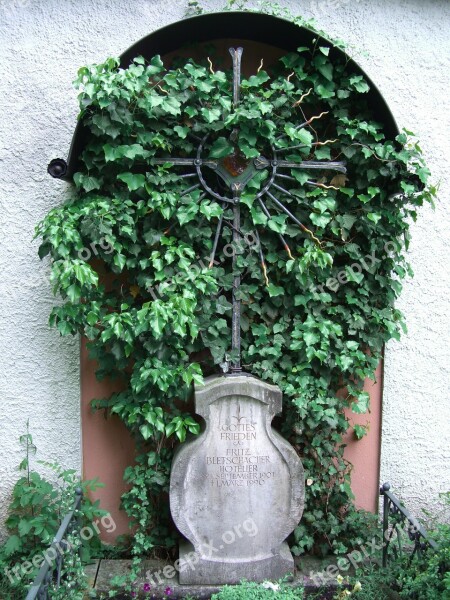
[{"left": 170, "top": 374, "right": 304, "bottom": 584}]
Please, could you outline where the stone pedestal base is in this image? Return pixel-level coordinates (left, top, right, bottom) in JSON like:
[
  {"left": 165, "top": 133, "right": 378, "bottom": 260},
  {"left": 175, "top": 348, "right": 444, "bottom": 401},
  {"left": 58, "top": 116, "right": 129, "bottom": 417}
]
[{"left": 178, "top": 540, "right": 294, "bottom": 585}]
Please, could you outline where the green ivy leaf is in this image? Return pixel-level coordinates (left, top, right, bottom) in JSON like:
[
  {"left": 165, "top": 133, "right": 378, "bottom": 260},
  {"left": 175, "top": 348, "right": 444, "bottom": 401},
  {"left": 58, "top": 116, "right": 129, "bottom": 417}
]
[
  {"left": 113, "top": 253, "right": 126, "bottom": 271},
  {"left": 303, "top": 331, "right": 319, "bottom": 346},
  {"left": 174, "top": 126, "right": 190, "bottom": 139},
  {"left": 200, "top": 201, "right": 223, "bottom": 220},
  {"left": 209, "top": 137, "right": 234, "bottom": 158},
  {"left": 239, "top": 143, "right": 259, "bottom": 159},
  {"left": 352, "top": 392, "right": 370, "bottom": 414},
  {"left": 66, "top": 283, "right": 81, "bottom": 303},
  {"left": 318, "top": 63, "right": 333, "bottom": 81},
  {"left": 310, "top": 212, "right": 332, "bottom": 228},
  {"left": 161, "top": 96, "right": 181, "bottom": 116},
  {"left": 201, "top": 107, "right": 221, "bottom": 123},
  {"left": 140, "top": 424, "right": 152, "bottom": 440},
  {"left": 354, "top": 424, "right": 368, "bottom": 439},
  {"left": 147, "top": 55, "right": 164, "bottom": 75},
  {"left": 267, "top": 284, "right": 284, "bottom": 297},
  {"left": 117, "top": 172, "right": 146, "bottom": 191},
  {"left": 73, "top": 173, "right": 101, "bottom": 192},
  {"left": 242, "top": 71, "right": 270, "bottom": 87},
  {"left": 367, "top": 212, "right": 381, "bottom": 224},
  {"left": 4, "top": 534, "right": 21, "bottom": 556},
  {"left": 349, "top": 75, "right": 370, "bottom": 93}
]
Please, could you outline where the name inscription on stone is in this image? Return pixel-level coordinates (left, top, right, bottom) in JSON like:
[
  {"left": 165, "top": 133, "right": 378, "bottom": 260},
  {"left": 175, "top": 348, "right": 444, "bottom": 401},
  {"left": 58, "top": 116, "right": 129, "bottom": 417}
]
[{"left": 206, "top": 414, "right": 276, "bottom": 487}]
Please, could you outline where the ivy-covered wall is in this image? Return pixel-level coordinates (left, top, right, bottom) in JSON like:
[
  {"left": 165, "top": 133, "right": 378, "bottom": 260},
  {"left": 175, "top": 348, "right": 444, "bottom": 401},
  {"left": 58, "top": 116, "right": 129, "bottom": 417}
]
[{"left": 0, "top": 0, "right": 448, "bottom": 542}]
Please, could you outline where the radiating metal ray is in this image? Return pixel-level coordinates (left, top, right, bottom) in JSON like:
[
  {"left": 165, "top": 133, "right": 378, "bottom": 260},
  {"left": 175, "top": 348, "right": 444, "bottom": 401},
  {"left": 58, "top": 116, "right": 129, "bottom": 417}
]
[
  {"left": 178, "top": 172, "right": 198, "bottom": 179},
  {"left": 253, "top": 229, "right": 269, "bottom": 286},
  {"left": 209, "top": 212, "right": 224, "bottom": 268},
  {"left": 273, "top": 177, "right": 339, "bottom": 193},
  {"left": 274, "top": 144, "right": 311, "bottom": 153},
  {"left": 180, "top": 183, "right": 201, "bottom": 197},
  {"left": 266, "top": 190, "right": 306, "bottom": 229},
  {"left": 188, "top": 131, "right": 202, "bottom": 142},
  {"left": 272, "top": 181, "right": 294, "bottom": 197},
  {"left": 292, "top": 87, "right": 312, "bottom": 107},
  {"left": 151, "top": 157, "right": 218, "bottom": 168},
  {"left": 257, "top": 197, "right": 293, "bottom": 260},
  {"left": 276, "top": 173, "right": 296, "bottom": 181},
  {"left": 152, "top": 157, "right": 196, "bottom": 166},
  {"left": 222, "top": 218, "right": 246, "bottom": 237},
  {"left": 265, "top": 190, "right": 321, "bottom": 246},
  {"left": 276, "top": 160, "right": 347, "bottom": 173}
]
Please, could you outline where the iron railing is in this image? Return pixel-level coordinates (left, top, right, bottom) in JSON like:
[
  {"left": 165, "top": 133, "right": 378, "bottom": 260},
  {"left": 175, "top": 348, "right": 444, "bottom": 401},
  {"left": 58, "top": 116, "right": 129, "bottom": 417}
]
[
  {"left": 25, "top": 488, "right": 83, "bottom": 600},
  {"left": 380, "top": 482, "right": 437, "bottom": 567}
]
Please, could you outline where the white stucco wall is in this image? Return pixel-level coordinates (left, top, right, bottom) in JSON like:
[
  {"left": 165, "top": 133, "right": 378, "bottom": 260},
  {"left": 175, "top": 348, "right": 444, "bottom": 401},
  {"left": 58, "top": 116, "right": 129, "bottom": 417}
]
[{"left": 0, "top": 0, "right": 449, "bottom": 540}]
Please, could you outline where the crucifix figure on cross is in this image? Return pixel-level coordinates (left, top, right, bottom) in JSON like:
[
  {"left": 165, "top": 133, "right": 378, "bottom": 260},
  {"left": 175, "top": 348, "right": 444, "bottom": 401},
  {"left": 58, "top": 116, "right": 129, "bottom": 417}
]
[{"left": 151, "top": 47, "right": 346, "bottom": 375}]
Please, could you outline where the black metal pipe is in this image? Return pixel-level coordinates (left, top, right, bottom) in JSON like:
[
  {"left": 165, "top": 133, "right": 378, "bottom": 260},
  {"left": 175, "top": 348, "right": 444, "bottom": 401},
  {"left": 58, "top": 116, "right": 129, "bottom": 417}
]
[{"left": 229, "top": 47, "right": 243, "bottom": 374}]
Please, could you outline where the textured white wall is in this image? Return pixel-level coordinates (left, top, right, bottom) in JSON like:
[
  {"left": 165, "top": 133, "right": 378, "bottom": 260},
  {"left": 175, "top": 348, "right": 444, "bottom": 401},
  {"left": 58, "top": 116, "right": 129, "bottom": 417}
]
[{"left": 0, "top": 0, "right": 448, "bottom": 540}]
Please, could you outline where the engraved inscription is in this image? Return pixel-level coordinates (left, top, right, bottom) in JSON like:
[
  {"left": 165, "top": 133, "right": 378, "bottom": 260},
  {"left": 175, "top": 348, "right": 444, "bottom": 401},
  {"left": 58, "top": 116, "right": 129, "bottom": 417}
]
[{"left": 206, "top": 409, "right": 277, "bottom": 487}]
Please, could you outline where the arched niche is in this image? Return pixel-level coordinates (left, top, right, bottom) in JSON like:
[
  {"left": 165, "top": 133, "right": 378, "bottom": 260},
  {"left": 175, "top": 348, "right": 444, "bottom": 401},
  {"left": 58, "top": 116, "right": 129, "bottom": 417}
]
[
  {"left": 50, "top": 12, "right": 395, "bottom": 540},
  {"left": 50, "top": 11, "right": 398, "bottom": 180}
]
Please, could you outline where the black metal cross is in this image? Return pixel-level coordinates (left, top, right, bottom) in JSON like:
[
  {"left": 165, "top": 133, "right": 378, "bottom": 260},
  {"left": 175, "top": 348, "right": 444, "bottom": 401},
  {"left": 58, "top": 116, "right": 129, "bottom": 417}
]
[{"left": 151, "top": 48, "right": 346, "bottom": 374}]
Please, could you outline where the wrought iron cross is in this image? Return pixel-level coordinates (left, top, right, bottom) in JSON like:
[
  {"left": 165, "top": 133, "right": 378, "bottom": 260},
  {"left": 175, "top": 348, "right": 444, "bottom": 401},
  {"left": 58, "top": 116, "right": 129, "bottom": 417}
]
[{"left": 151, "top": 48, "right": 346, "bottom": 374}]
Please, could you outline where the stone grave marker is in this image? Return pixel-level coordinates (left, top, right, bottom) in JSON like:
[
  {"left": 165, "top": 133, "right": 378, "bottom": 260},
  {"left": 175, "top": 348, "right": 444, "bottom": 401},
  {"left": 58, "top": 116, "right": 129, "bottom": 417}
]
[{"left": 170, "top": 374, "right": 304, "bottom": 584}]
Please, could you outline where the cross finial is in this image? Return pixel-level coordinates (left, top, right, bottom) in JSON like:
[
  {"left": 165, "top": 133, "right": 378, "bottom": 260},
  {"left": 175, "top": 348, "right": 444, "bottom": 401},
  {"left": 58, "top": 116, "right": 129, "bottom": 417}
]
[{"left": 229, "top": 47, "right": 243, "bottom": 107}]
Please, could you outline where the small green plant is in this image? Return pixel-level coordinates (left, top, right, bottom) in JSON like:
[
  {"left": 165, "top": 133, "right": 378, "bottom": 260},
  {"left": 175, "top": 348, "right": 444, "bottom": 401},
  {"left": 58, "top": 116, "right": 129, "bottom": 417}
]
[
  {"left": 345, "top": 559, "right": 400, "bottom": 600},
  {"left": 0, "top": 555, "right": 28, "bottom": 599},
  {"left": 47, "top": 531, "right": 87, "bottom": 600},
  {"left": 0, "top": 423, "right": 107, "bottom": 598},
  {"left": 211, "top": 579, "right": 304, "bottom": 599},
  {"left": 395, "top": 498, "right": 450, "bottom": 599},
  {"left": 344, "top": 493, "right": 450, "bottom": 599},
  {"left": 332, "top": 574, "right": 362, "bottom": 598}
]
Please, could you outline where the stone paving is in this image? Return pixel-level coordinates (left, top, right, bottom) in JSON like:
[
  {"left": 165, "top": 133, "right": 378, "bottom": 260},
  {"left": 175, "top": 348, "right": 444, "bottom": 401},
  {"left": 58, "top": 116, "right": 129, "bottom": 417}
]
[{"left": 84, "top": 556, "right": 340, "bottom": 599}]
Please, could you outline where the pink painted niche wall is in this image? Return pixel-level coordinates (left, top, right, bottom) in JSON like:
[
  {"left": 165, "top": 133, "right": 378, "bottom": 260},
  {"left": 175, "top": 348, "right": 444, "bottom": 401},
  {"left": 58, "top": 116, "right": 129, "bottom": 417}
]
[
  {"left": 80, "top": 339, "right": 135, "bottom": 543},
  {"left": 81, "top": 342, "right": 382, "bottom": 542}
]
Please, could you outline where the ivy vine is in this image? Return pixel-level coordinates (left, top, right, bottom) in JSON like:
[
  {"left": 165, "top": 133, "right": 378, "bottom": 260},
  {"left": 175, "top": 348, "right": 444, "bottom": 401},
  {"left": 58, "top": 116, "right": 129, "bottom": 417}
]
[{"left": 36, "top": 22, "right": 435, "bottom": 562}]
